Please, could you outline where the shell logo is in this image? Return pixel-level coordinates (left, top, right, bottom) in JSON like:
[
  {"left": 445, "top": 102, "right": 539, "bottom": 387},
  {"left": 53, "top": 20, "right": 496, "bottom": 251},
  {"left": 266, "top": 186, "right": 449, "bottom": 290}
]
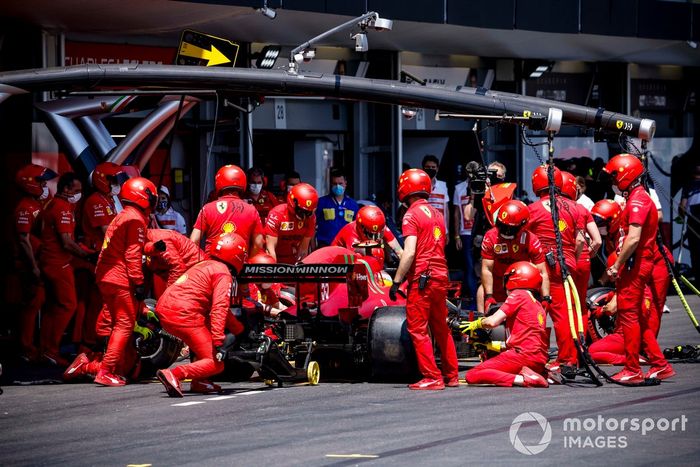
[
  {"left": 175, "top": 274, "right": 188, "bottom": 285},
  {"left": 644, "top": 298, "right": 651, "bottom": 310},
  {"left": 537, "top": 312, "right": 545, "bottom": 326},
  {"left": 222, "top": 222, "right": 236, "bottom": 234},
  {"left": 558, "top": 220, "right": 567, "bottom": 232},
  {"left": 102, "top": 236, "right": 110, "bottom": 250},
  {"left": 433, "top": 226, "right": 442, "bottom": 241}
]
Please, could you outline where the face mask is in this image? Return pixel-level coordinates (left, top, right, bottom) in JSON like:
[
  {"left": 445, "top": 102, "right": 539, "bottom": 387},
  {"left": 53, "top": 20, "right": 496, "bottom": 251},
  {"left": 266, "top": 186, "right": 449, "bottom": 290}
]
[
  {"left": 40, "top": 186, "right": 49, "bottom": 200},
  {"left": 157, "top": 201, "right": 168, "bottom": 211},
  {"left": 332, "top": 184, "right": 345, "bottom": 197},
  {"left": 110, "top": 184, "right": 120, "bottom": 196},
  {"left": 424, "top": 168, "right": 437, "bottom": 179},
  {"left": 249, "top": 183, "right": 262, "bottom": 195},
  {"left": 67, "top": 193, "right": 82, "bottom": 204}
]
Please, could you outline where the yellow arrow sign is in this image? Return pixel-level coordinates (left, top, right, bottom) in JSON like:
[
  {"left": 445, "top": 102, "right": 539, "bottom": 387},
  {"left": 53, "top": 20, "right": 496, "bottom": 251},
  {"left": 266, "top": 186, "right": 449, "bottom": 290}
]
[{"left": 178, "top": 42, "right": 231, "bottom": 67}]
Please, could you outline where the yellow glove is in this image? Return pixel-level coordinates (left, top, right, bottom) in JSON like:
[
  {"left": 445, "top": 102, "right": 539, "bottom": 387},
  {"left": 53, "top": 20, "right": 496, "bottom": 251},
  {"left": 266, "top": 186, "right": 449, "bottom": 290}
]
[
  {"left": 459, "top": 318, "right": 483, "bottom": 334},
  {"left": 475, "top": 341, "right": 504, "bottom": 353},
  {"left": 133, "top": 323, "right": 153, "bottom": 340},
  {"left": 145, "top": 309, "right": 158, "bottom": 322}
]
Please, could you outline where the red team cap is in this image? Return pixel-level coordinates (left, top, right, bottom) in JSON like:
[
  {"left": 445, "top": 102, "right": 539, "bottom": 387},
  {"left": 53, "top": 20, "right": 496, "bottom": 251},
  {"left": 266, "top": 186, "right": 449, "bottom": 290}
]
[
  {"left": 215, "top": 164, "right": 247, "bottom": 194},
  {"left": 91, "top": 162, "right": 125, "bottom": 194},
  {"left": 397, "top": 169, "right": 431, "bottom": 202},
  {"left": 560, "top": 171, "right": 578, "bottom": 200},
  {"left": 504, "top": 261, "right": 543, "bottom": 291},
  {"left": 531, "top": 165, "right": 563, "bottom": 195},
  {"left": 212, "top": 233, "right": 248, "bottom": 274},
  {"left": 120, "top": 177, "right": 158, "bottom": 211},
  {"left": 603, "top": 154, "right": 644, "bottom": 191},
  {"left": 15, "top": 164, "right": 57, "bottom": 196},
  {"left": 356, "top": 205, "right": 386, "bottom": 241}
]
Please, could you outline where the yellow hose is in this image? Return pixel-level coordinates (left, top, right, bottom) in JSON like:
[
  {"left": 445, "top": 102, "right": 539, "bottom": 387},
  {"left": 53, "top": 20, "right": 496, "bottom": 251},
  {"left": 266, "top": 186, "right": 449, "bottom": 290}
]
[
  {"left": 564, "top": 278, "right": 577, "bottom": 339},
  {"left": 673, "top": 277, "right": 700, "bottom": 329},
  {"left": 680, "top": 275, "right": 700, "bottom": 298},
  {"left": 566, "top": 275, "right": 584, "bottom": 336}
]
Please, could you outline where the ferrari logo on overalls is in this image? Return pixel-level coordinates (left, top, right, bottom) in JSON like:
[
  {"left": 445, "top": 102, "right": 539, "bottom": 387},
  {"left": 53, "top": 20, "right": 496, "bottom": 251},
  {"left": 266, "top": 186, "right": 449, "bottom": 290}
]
[
  {"left": 216, "top": 201, "right": 227, "bottom": 213},
  {"left": 222, "top": 222, "right": 236, "bottom": 234},
  {"left": 297, "top": 221, "right": 304, "bottom": 228},
  {"left": 512, "top": 244, "right": 519, "bottom": 253},
  {"left": 433, "top": 226, "right": 442, "bottom": 241}
]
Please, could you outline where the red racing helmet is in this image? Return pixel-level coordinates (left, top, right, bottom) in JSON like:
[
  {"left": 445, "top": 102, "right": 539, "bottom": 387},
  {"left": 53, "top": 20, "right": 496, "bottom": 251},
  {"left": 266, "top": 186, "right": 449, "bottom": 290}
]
[
  {"left": 531, "top": 165, "right": 562, "bottom": 196},
  {"left": 287, "top": 183, "right": 318, "bottom": 218},
  {"left": 215, "top": 164, "right": 247, "bottom": 194},
  {"left": 211, "top": 233, "right": 248, "bottom": 274},
  {"left": 91, "top": 162, "right": 125, "bottom": 194},
  {"left": 356, "top": 205, "right": 386, "bottom": 241},
  {"left": 560, "top": 171, "right": 578, "bottom": 200},
  {"left": 248, "top": 252, "right": 276, "bottom": 264},
  {"left": 495, "top": 200, "right": 529, "bottom": 238},
  {"left": 504, "top": 261, "right": 542, "bottom": 291},
  {"left": 603, "top": 154, "right": 644, "bottom": 191},
  {"left": 15, "top": 164, "right": 57, "bottom": 197},
  {"left": 591, "top": 199, "right": 622, "bottom": 233},
  {"left": 606, "top": 251, "right": 618, "bottom": 269},
  {"left": 397, "top": 169, "right": 431, "bottom": 203},
  {"left": 120, "top": 177, "right": 158, "bottom": 211}
]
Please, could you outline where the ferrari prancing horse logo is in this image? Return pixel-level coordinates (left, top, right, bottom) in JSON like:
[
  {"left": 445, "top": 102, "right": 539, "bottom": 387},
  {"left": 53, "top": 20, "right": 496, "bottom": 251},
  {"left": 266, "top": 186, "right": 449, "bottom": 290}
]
[{"left": 216, "top": 201, "right": 227, "bottom": 214}]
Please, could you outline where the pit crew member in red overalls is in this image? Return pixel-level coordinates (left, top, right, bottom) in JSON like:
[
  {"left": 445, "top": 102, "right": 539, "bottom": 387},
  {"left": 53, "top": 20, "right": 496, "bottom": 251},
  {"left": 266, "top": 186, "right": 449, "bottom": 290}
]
[
  {"left": 244, "top": 167, "right": 279, "bottom": 222},
  {"left": 156, "top": 233, "right": 248, "bottom": 397},
  {"left": 331, "top": 205, "right": 403, "bottom": 267},
  {"left": 602, "top": 154, "right": 674, "bottom": 383},
  {"left": 246, "top": 253, "right": 286, "bottom": 316},
  {"left": 526, "top": 165, "right": 585, "bottom": 377},
  {"left": 265, "top": 183, "right": 318, "bottom": 264},
  {"left": 13, "top": 164, "right": 56, "bottom": 361},
  {"left": 93, "top": 177, "right": 157, "bottom": 386},
  {"left": 390, "top": 168, "right": 458, "bottom": 390},
  {"left": 591, "top": 199, "right": 623, "bottom": 257},
  {"left": 479, "top": 200, "right": 549, "bottom": 313},
  {"left": 39, "top": 172, "right": 92, "bottom": 366},
  {"left": 190, "top": 164, "right": 264, "bottom": 256},
  {"left": 561, "top": 171, "right": 601, "bottom": 321},
  {"left": 589, "top": 252, "right": 661, "bottom": 365},
  {"left": 464, "top": 261, "right": 549, "bottom": 388},
  {"left": 145, "top": 228, "right": 206, "bottom": 296},
  {"left": 75, "top": 162, "right": 124, "bottom": 350}
]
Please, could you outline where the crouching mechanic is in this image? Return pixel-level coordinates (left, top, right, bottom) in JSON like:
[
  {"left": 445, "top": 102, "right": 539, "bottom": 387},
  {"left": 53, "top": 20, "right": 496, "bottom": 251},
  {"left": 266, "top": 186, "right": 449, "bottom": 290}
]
[
  {"left": 332, "top": 205, "right": 403, "bottom": 266},
  {"left": 463, "top": 261, "right": 549, "bottom": 388},
  {"left": 479, "top": 200, "right": 550, "bottom": 313},
  {"left": 156, "top": 233, "right": 248, "bottom": 397},
  {"left": 390, "top": 169, "right": 458, "bottom": 390}
]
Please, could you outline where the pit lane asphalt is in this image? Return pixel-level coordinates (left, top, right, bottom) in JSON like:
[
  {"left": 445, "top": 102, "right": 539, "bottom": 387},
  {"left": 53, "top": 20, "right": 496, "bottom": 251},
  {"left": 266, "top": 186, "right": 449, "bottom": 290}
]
[{"left": 1, "top": 296, "right": 699, "bottom": 466}]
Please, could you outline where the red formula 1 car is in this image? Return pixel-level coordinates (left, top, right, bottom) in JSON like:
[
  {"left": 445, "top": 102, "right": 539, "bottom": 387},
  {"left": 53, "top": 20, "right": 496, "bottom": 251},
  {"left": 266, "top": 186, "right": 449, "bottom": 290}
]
[{"left": 221, "top": 246, "right": 465, "bottom": 384}]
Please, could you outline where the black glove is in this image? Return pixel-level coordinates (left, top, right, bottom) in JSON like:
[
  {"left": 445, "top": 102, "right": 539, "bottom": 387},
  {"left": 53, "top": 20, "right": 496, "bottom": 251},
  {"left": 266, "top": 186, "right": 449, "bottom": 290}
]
[
  {"left": 153, "top": 240, "right": 167, "bottom": 252},
  {"left": 214, "top": 334, "right": 237, "bottom": 362},
  {"left": 134, "top": 284, "right": 148, "bottom": 301},
  {"left": 389, "top": 281, "right": 401, "bottom": 301}
]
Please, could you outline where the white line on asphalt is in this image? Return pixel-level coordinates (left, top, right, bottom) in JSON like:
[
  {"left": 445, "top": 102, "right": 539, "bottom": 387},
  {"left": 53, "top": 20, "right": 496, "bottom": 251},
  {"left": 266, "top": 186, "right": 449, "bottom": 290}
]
[
  {"left": 325, "top": 454, "right": 379, "bottom": 458},
  {"left": 238, "top": 390, "right": 264, "bottom": 395},
  {"left": 204, "top": 395, "right": 237, "bottom": 401},
  {"left": 171, "top": 401, "right": 206, "bottom": 407}
]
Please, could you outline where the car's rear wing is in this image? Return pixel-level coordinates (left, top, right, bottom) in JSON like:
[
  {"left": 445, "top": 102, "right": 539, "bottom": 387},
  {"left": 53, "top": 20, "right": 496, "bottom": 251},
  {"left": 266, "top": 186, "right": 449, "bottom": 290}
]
[{"left": 238, "top": 263, "right": 353, "bottom": 283}]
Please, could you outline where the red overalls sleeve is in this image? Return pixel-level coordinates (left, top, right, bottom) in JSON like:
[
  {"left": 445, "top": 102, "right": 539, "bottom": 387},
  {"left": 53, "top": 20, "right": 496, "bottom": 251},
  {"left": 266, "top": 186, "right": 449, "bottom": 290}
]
[
  {"left": 124, "top": 219, "right": 146, "bottom": 286},
  {"left": 528, "top": 232, "right": 545, "bottom": 264},
  {"left": 265, "top": 210, "right": 281, "bottom": 237},
  {"left": 384, "top": 226, "right": 396, "bottom": 242},
  {"left": 481, "top": 231, "right": 495, "bottom": 260},
  {"left": 304, "top": 215, "right": 316, "bottom": 236},
  {"left": 193, "top": 208, "right": 205, "bottom": 230},
  {"left": 209, "top": 271, "right": 233, "bottom": 345}
]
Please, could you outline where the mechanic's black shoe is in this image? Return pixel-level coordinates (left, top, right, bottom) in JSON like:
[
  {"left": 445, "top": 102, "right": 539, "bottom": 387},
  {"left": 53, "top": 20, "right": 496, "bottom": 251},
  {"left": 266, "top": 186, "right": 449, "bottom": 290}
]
[{"left": 560, "top": 364, "right": 578, "bottom": 380}]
